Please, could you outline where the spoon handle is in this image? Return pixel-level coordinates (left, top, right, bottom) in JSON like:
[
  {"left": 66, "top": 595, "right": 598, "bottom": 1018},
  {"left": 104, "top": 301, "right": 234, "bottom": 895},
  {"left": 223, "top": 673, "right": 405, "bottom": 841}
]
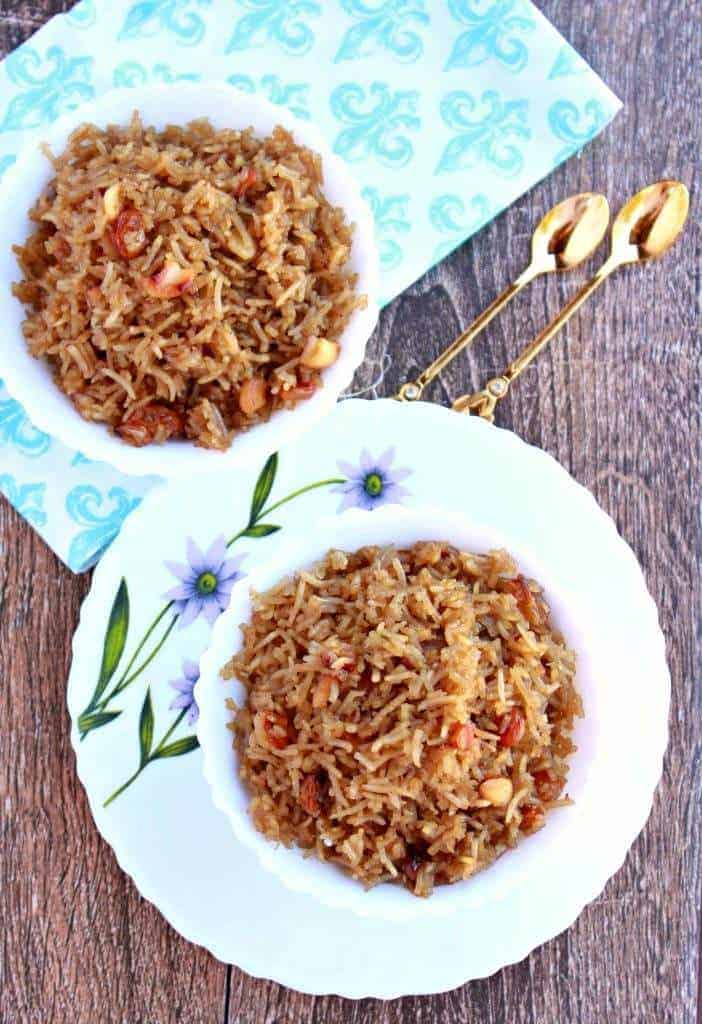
[
  {"left": 452, "top": 258, "right": 618, "bottom": 419},
  {"left": 395, "top": 267, "right": 535, "bottom": 402},
  {"left": 505, "top": 258, "right": 617, "bottom": 385}
]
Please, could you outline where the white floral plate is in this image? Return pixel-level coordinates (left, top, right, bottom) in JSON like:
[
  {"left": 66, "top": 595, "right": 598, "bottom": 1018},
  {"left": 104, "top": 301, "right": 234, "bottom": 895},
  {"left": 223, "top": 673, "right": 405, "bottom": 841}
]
[{"left": 67, "top": 399, "right": 669, "bottom": 998}]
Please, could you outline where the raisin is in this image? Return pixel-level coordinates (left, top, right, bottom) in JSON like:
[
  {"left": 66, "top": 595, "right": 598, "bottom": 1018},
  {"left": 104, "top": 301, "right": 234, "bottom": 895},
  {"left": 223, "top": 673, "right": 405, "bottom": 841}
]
[
  {"left": 448, "top": 722, "right": 475, "bottom": 751},
  {"left": 116, "top": 404, "right": 184, "bottom": 447},
  {"left": 533, "top": 768, "right": 565, "bottom": 802},
  {"left": 111, "top": 207, "right": 147, "bottom": 260},
  {"left": 520, "top": 803, "right": 545, "bottom": 833},
  {"left": 498, "top": 707, "right": 526, "bottom": 748},
  {"left": 262, "top": 711, "right": 290, "bottom": 750}
]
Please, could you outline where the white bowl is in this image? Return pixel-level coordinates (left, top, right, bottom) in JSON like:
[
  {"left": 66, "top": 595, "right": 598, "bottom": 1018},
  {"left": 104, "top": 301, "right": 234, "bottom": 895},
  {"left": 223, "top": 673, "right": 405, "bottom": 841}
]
[
  {"left": 0, "top": 82, "right": 379, "bottom": 478},
  {"left": 196, "top": 503, "right": 612, "bottom": 923}
]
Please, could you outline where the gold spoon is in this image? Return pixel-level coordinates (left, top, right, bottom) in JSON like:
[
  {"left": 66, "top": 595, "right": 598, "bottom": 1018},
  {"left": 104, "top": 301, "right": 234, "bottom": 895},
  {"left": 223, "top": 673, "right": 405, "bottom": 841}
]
[
  {"left": 453, "top": 180, "right": 690, "bottom": 421},
  {"left": 395, "top": 192, "right": 610, "bottom": 402}
]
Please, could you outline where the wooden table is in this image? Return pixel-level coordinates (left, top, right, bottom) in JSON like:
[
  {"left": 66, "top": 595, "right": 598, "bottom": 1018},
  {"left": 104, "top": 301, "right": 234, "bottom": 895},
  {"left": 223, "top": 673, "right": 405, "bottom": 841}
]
[{"left": 1, "top": 2, "right": 699, "bottom": 1021}]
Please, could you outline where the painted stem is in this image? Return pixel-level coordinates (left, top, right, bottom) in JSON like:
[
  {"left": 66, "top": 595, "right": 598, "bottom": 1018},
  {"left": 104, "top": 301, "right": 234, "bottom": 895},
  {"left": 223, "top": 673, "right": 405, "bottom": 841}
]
[
  {"left": 99, "top": 613, "right": 178, "bottom": 707},
  {"left": 103, "top": 765, "right": 142, "bottom": 808},
  {"left": 103, "top": 709, "right": 188, "bottom": 808},
  {"left": 260, "top": 477, "right": 345, "bottom": 518},
  {"left": 111, "top": 601, "right": 173, "bottom": 693},
  {"left": 226, "top": 477, "right": 345, "bottom": 547},
  {"left": 79, "top": 600, "right": 173, "bottom": 730},
  {"left": 153, "top": 708, "right": 187, "bottom": 756}
]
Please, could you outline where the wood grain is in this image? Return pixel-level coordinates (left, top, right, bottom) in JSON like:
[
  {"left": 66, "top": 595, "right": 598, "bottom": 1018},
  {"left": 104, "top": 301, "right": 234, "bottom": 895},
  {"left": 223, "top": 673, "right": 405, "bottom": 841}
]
[{"left": 0, "top": 1, "right": 700, "bottom": 1022}]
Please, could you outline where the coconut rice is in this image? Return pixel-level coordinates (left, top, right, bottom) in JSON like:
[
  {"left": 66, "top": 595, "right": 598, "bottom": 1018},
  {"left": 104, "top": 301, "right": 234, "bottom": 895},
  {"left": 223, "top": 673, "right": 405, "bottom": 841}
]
[
  {"left": 225, "top": 542, "right": 582, "bottom": 897},
  {"left": 12, "top": 113, "right": 364, "bottom": 450}
]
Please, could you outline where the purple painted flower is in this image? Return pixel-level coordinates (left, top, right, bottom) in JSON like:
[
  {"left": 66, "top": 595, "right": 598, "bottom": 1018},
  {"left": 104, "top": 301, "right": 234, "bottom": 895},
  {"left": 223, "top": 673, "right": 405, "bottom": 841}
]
[
  {"left": 169, "top": 659, "right": 200, "bottom": 726},
  {"left": 333, "top": 447, "right": 412, "bottom": 512},
  {"left": 164, "top": 536, "right": 245, "bottom": 629}
]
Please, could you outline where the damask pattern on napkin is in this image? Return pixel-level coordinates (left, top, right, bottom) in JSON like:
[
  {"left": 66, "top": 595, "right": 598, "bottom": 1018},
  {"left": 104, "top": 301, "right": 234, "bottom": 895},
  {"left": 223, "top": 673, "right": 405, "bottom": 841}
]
[{"left": 0, "top": 0, "right": 621, "bottom": 571}]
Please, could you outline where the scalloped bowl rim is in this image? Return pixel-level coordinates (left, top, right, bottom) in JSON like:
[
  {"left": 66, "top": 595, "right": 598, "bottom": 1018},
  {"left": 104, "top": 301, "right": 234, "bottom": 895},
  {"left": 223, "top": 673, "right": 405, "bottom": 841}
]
[
  {"left": 0, "top": 81, "right": 379, "bottom": 478},
  {"left": 195, "top": 498, "right": 668, "bottom": 923}
]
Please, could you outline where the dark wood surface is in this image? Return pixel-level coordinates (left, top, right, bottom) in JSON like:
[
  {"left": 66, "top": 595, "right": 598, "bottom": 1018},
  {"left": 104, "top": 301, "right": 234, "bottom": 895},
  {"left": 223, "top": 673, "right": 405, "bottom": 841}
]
[{"left": 1, "top": 2, "right": 700, "bottom": 1022}]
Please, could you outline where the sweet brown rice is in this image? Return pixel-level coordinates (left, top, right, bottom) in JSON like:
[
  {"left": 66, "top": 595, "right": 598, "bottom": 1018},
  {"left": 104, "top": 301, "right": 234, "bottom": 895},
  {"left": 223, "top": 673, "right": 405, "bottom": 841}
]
[
  {"left": 225, "top": 542, "right": 582, "bottom": 897},
  {"left": 12, "top": 113, "right": 364, "bottom": 449}
]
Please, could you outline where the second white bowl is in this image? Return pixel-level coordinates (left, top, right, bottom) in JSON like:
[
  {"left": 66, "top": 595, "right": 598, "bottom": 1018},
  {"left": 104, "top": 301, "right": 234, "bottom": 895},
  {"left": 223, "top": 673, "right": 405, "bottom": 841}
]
[
  {"left": 196, "top": 503, "right": 610, "bottom": 922},
  {"left": 0, "top": 81, "right": 379, "bottom": 478}
]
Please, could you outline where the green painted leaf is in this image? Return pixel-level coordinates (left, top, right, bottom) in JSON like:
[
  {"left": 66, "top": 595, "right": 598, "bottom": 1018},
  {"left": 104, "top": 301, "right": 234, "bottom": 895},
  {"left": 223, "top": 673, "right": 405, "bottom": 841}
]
[
  {"left": 248, "top": 453, "right": 278, "bottom": 525},
  {"left": 241, "top": 523, "right": 281, "bottom": 538},
  {"left": 95, "top": 578, "right": 129, "bottom": 703},
  {"left": 139, "top": 688, "right": 154, "bottom": 764},
  {"left": 155, "top": 735, "right": 200, "bottom": 758},
  {"left": 78, "top": 709, "right": 122, "bottom": 735}
]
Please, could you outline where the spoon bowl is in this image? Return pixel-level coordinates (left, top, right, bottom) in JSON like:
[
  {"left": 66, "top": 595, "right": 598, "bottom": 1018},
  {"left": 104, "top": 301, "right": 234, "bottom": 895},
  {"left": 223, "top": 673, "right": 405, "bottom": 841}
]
[
  {"left": 610, "top": 180, "right": 689, "bottom": 266},
  {"left": 531, "top": 192, "right": 610, "bottom": 270}
]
